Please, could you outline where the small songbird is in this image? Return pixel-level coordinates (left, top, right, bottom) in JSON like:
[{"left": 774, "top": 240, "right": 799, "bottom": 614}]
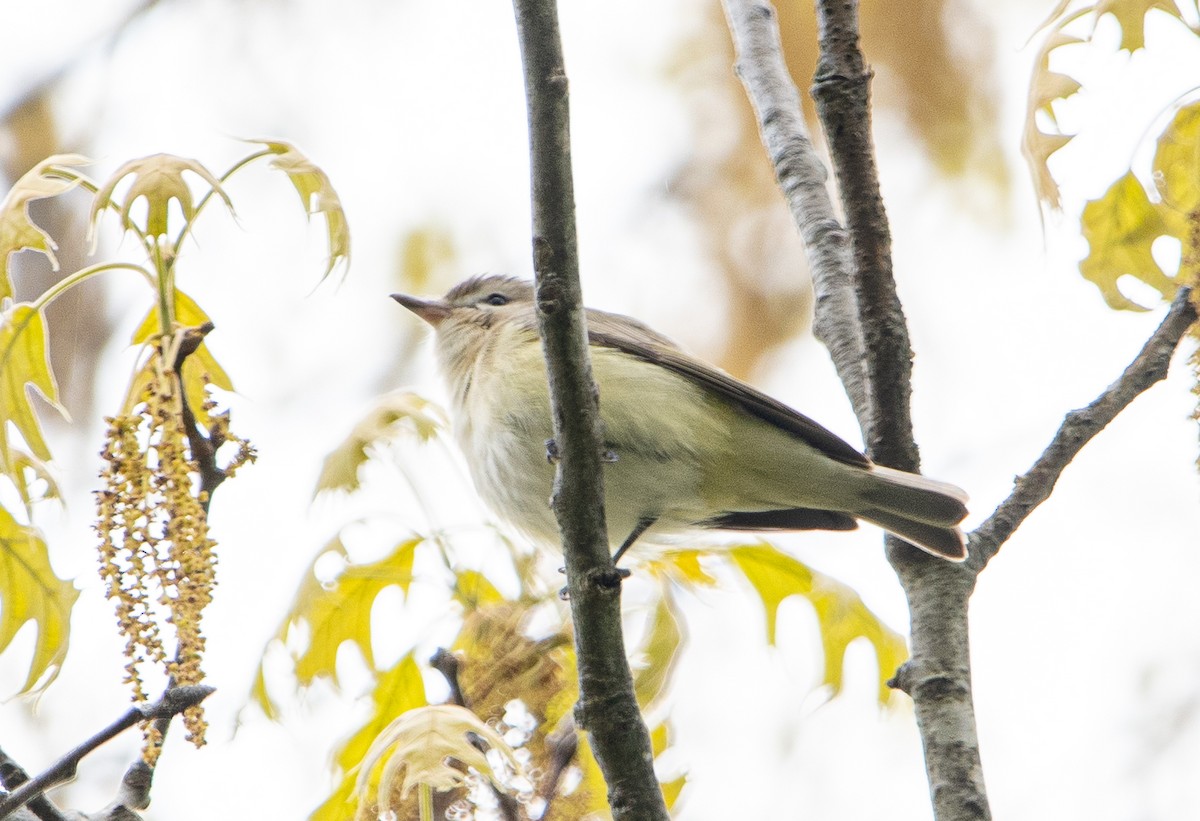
[{"left": 393, "top": 275, "right": 968, "bottom": 562}]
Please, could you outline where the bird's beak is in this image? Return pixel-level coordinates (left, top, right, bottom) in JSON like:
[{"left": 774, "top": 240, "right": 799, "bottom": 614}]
[{"left": 391, "top": 293, "right": 452, "bottom": 327}]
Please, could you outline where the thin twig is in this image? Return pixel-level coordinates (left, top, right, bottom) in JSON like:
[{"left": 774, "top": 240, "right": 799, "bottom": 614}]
[
  {"left": 721, "top": 0, "right": 870, "bottom": 423},
  {"left": 972, "top": 287, "right": 1197, "bottom": 566},
  {"left": 0, "top": 750, "right": 69, "bottom": 821},
  {"left": 510, "top": 1, "right": 669, "bottom": 818},
  {"left": 0, "top": 686, "right": 213, "bottom": 819}
]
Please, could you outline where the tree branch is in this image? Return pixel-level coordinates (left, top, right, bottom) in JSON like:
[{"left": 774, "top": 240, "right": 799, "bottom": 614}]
[
  {"left": 721, "top": 0, "right": 870, "bottom": 424},
  {"left": 972, "top": 287, "right": 1197, "bottom": 566},
  {"left": 724, "top": 2, "right": 992, "bottom": 819},
  {"left": 510, "top": 2, "right": 668, "bottom": 819},
  {"left": 812, "top": 0, "right": 914, "bottom": 470},
  {"left": 0, "top": 686, "right": 213, "bottom": 820}
]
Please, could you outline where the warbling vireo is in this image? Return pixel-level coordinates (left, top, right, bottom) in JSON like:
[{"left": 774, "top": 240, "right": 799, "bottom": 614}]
[{"left": 393, "top": 275, "right": 968, "bottom": 562}]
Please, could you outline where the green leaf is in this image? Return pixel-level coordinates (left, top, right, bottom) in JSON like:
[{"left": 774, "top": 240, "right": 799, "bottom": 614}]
[
  {"left": 0, "top": 154, "right": 91, "bottom": 300},
  {"left": 90, "top": 154, "right": 231, "bottom": 239},
  {"left": 315, "top": 392, "right": 447, "bottom": 496},
  {"left": 729, "top": 543, "right": 908, "bottom": 704},
  {"left": 0, "top": 304, "right": 66, "bottom": 468},
  {"left": 253, "top": 140, "right": 351, "bottom": 279},
  {"left": 0, "top": 505, "right": 78, "bottom": 692},
  {"left": 1080, "top": 171, "right": 1180, "bottom": 310},
  {"left": 452, "top": 569, "right": 504, "bottom": 609}
]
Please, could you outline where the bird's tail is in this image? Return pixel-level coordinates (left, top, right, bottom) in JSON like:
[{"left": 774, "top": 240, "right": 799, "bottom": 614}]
[{"left": 855, "top": 465, "right": 969, "bottom": 561}]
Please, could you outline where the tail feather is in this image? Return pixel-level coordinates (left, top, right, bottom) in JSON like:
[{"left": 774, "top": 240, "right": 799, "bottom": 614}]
[
  {"left": 861, "top": 465, "right": 969, "bottom": 526},
  {"left": 858, "top": 508, "right": 967, "bottom": 561}
]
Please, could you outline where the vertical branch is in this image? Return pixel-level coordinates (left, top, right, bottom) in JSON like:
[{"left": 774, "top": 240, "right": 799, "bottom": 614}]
[
  {"left": 726, "top": 2, "right": 992, "bottom": 819},
  {"left": 510, "top": 2, "right": 669, "bottom": 818},
  {"left": 811, "top": 0, "right": 913, "bottom": 468},
  {"left": 809, "top": 2, "right": 991, "bottom": 819},
  {"left": 722, "top": 0, "right": 871, "bottom": 423}
]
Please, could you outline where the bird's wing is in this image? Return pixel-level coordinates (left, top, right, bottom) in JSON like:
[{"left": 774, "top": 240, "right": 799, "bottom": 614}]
[{"left": 585, "top": 309, "right": 870, "bottom": 468}]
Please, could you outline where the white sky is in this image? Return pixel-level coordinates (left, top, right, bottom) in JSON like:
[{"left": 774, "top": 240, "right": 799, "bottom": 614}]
[{"left": 1, "top": 1, "right": 1198, "bottom": 819}]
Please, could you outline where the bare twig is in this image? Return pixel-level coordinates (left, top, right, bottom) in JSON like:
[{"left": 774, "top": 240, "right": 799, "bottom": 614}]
[
  {"left": 0, "top": 750, "right": 69, "bottom": 821},
  {"left": 972, "top": 287, "right": 1197, "bottom": 566},
  {"left": 510, "top": 1, "right": 668, "bottom": 818},
  {"left": 0, "top": 686, "right": 213, "bottom": 820},
  {"left": 721, "top": 0, "right": 870, "bottom": 423}
]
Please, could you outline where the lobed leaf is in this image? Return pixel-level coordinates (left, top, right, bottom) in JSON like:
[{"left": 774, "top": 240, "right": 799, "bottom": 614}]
[
  {"left": 267, "top": 537, "right": 420, "bottom": 688},
  {"left": 0, "top": 154, "right": 91, "bottom": 301},
  {"left": 315, "top": 391, "right": 447, "bottom": 496},
  {"left": 1152, "top": 100, "right": 1200, "bottom": 214},
  {"left": 253, "top": 140, "right": 351, "bottom": 279},
  {"left": 1080, "top": 171, "right": 1181, "bottom": 310},
  {"left": 128, "top": 288, "right": 232, "bottom": 429},
  {"left": 729, "top": 543, "right": 908, "bottom": 704},
  {"left": 0, "top": 505, "right": 78, "bottom": 692},
  {"left": 90, "top": 153, "right": 231, "bottom": 240},
  {"left": 0, "top": 304, "right": 66, "bottom": 469}
]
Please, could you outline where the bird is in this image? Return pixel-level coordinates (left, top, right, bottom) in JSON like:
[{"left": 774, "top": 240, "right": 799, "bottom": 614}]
[{"left": 392, "top": 275, "right": 968, "bottom": 563}]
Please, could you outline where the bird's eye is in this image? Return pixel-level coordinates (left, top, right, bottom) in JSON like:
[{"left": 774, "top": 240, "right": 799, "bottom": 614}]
[{"left": 483, "top": 293, "right": 509, "bottom": 306}]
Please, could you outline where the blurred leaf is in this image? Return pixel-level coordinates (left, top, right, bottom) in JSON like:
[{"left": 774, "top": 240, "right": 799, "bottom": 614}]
[
  {"left": 1096, "top": 0, "right": 1184, "bottom": 52},
  {"left": 90, "top": 153, "right": 231, "bottom": 239},
  {"left": 1153, "top": 100, "right": 1200, "bottom": 214},
  {"left": 648, "top": 548, "right": 718, "bottom": 586},
  {"left": 0, "top": 505, "right": 77, "bottom": 692},
  {"left": 397, "top": 226, "right": 456, "bottom": 293},
  {"left": 729, "top": 543, "right": 908, "bottom": 703},
  {"left": 312, "top": 653, "right": 427, "bottom": 821},
  {"left": 632, "top": 587, "right": 684, "bottom": 712},
  {"left": 1080, "top": 171, "right": 1181, "bottom": 310},
  {"left": 315, "top": 391, "right": 447, "bottom": 496},
  {"left": 254, "top": 140, "right": 351, "bottom": 279},
  {"left": 0, "top": 303, "right": 65, "bottom": 466},
  {"left": 353, "top": 704, "right": 520, "bottom": 819},
  {"left": 452, "top": 569, "right": 504, "bottom": 610},
  {"left": 270, "top": 537, "right": 420, "bottom": 687},
  {"left": 0, "top": 154, "right": 91, "bottom": 300},
  {"left": 650, "top": 722, "right": 687, "bottom": 810}
]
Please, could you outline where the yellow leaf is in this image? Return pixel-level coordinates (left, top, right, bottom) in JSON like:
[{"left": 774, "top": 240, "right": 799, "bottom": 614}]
[
  {"left": 271, "top": 537, "right": 420, "bottom": 686},
  {"left": 452, "top": 569, "right": 504, "bottom": 609},
  {"left": 729, "top": 543, "right": 908, "bottom": 704},
  {"left": 311, "top": 654, "right": 428, "bottom": 821},
  {"left": 0, "top": 154, "right": 91, "bottom": 300},
  {"left": 315, "top": 392, "right": 447, "bottom": 495},
  {"left": 0, "top": 505, "right": 78, "bottom": 692},
  {"left": 129, "top": 289, "right": 233, "bottom": 429},
  {"left": 90, "top": 154, "right": 231, "bottom": 239},
  {"left": 0, "top": 304, "right": 66, "bottom": 465},
  {"left": 397, "top": 227, "right": 456, "bottom": 293},
  {"left": 253, "top": 140, "right": 351, "bottom": 279},
  {"left": 1080, "top": 171, "right": 1181, "bottom": 310},
  {"left": 1153, "top": 100, "right": 1200, "bottom": 214},
  {"left": 353, "top": 704, "right": 520, "bottom": 818},
  {"left": 649, "top": 548, "right": 719, "bottom": 586},
  {"left": 632, "top": 587, "right": 685, "bottom": 711}
]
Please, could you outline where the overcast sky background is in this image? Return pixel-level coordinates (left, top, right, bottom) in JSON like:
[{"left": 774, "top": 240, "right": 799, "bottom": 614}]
[{"left": 1, "top": 1, "right": 1198, "bottom": 819}]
